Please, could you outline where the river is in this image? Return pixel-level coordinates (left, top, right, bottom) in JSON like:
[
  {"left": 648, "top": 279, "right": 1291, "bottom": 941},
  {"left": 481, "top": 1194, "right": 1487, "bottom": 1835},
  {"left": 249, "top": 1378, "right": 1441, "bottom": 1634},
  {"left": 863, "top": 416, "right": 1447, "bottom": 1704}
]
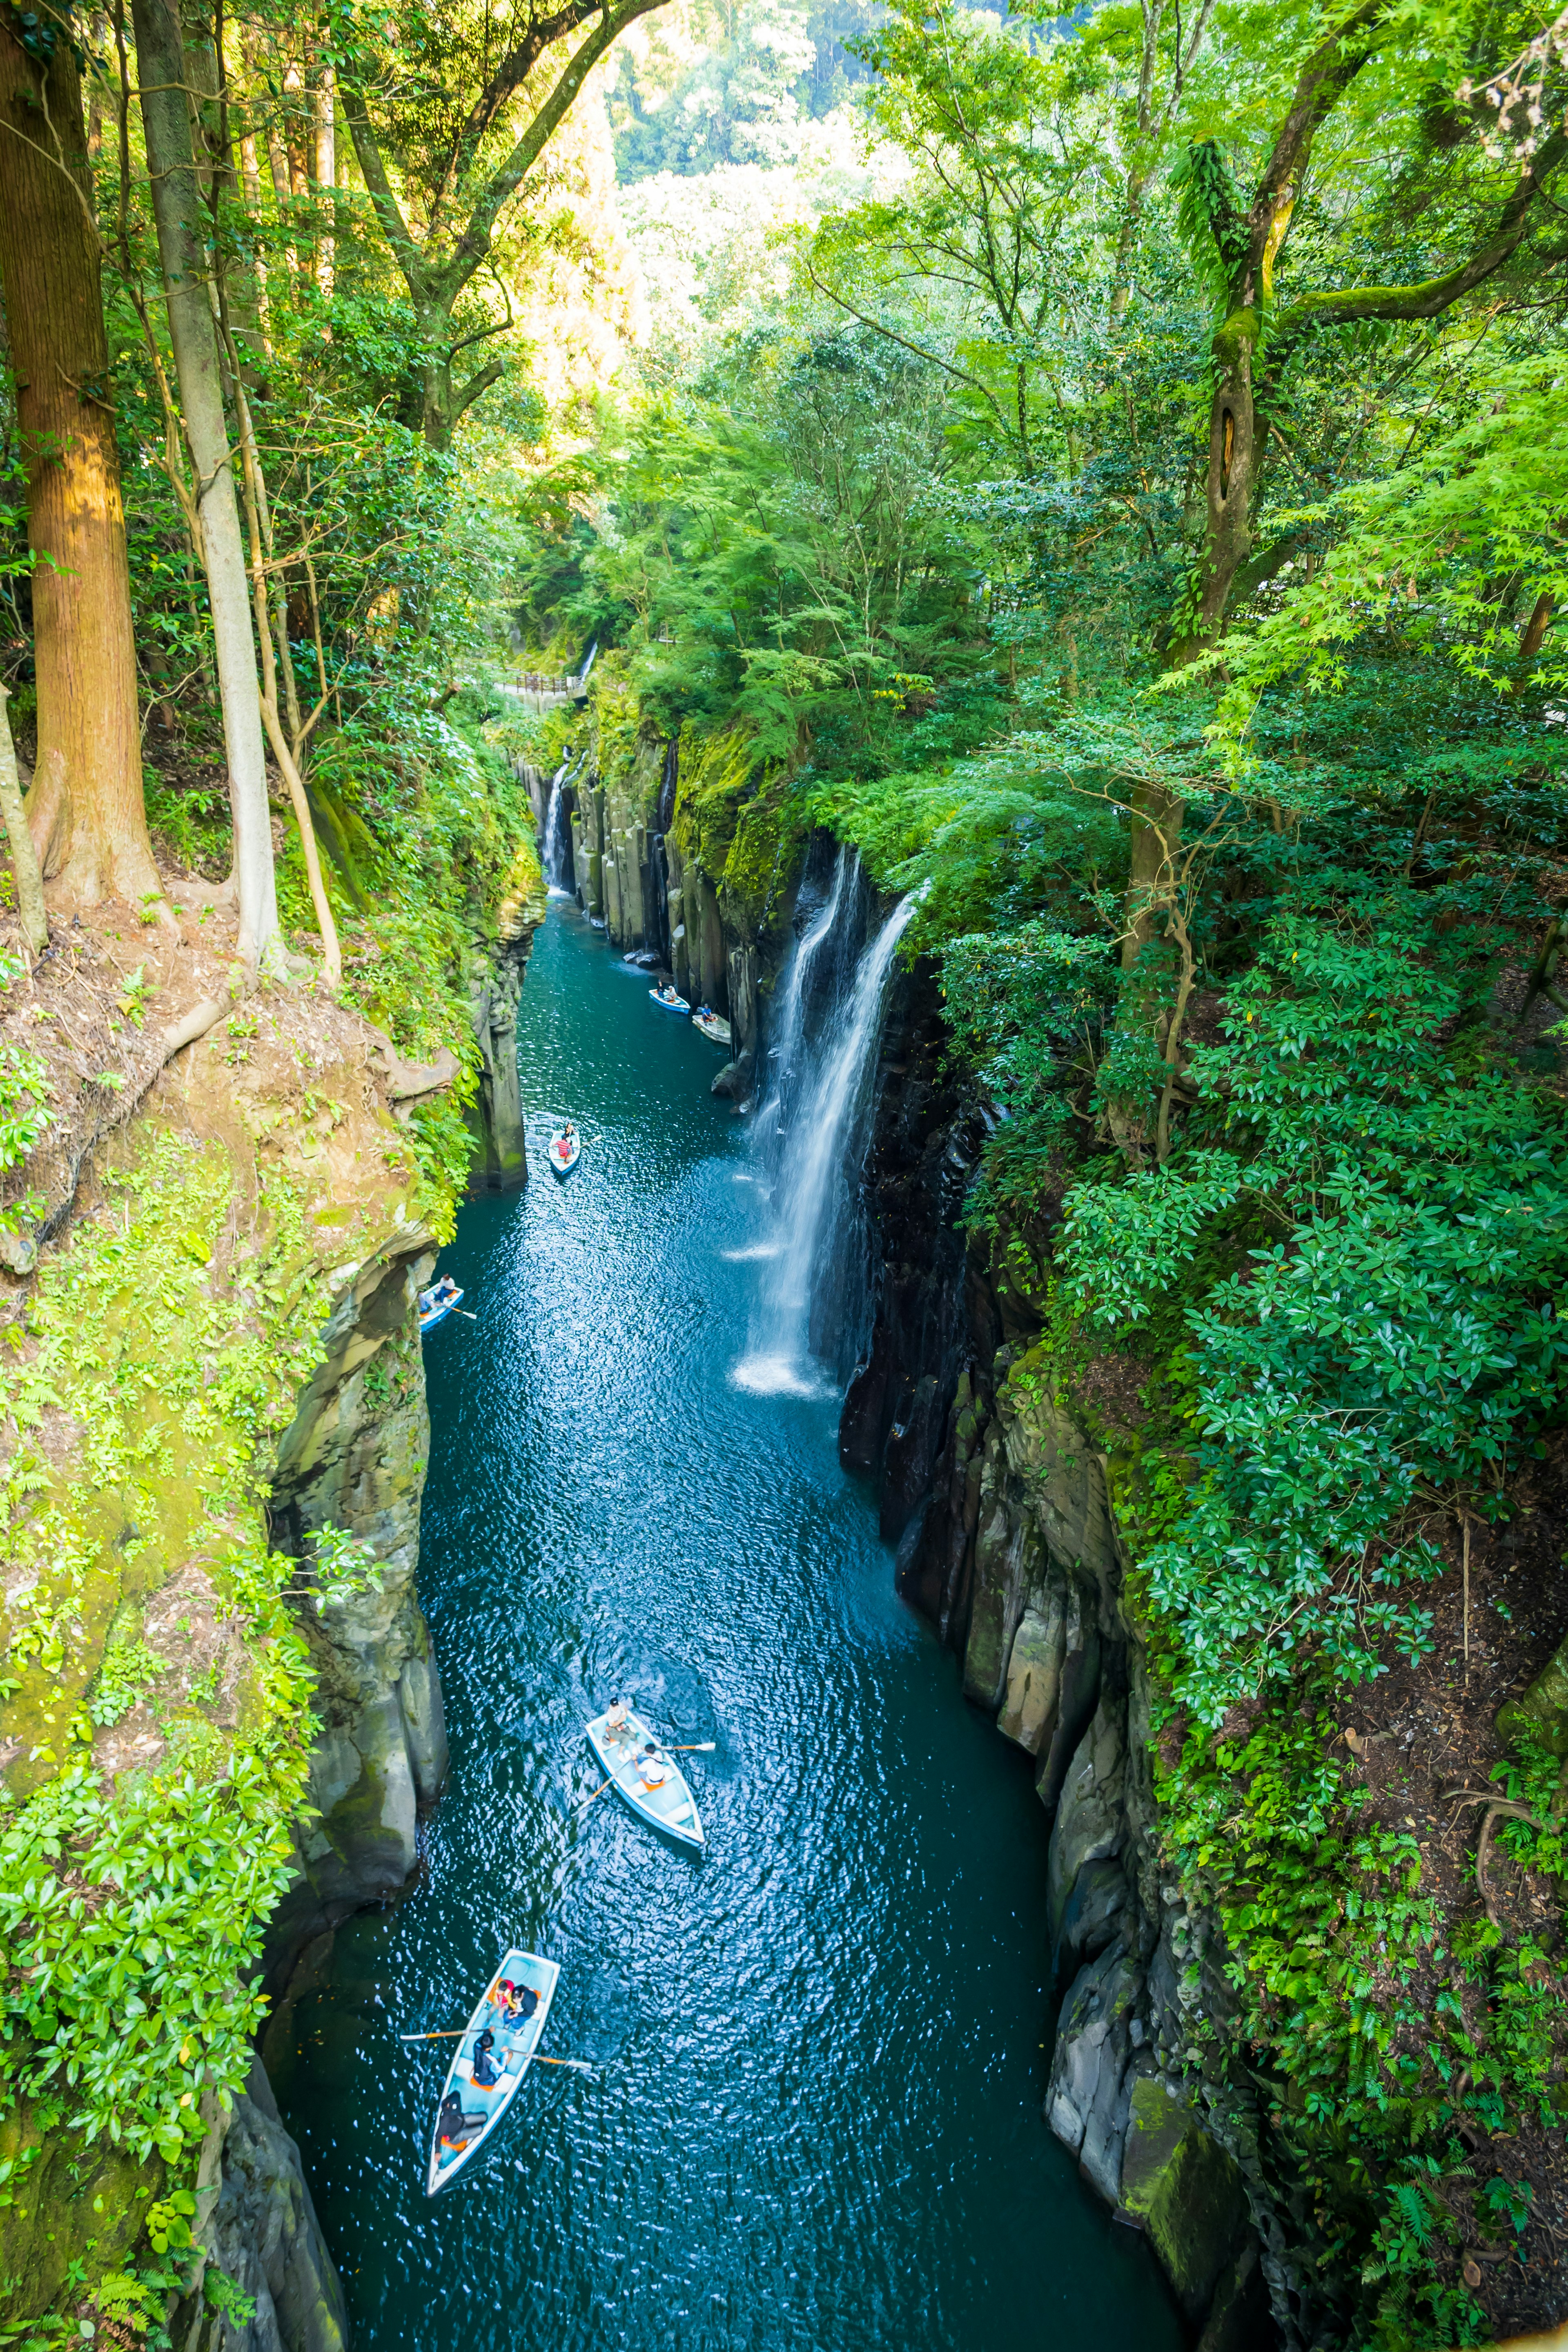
[{"left": 272, "top": 904, "right": 1181, "bottom": 2352}]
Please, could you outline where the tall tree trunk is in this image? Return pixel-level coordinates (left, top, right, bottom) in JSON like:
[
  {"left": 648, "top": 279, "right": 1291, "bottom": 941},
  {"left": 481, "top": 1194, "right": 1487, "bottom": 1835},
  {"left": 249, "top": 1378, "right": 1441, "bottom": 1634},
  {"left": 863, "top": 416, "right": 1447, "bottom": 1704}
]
[
  {"left": 315, "top": 58, "right": 334, "bottom": 298},
  {"left": 0, "top": 16, "right": 163, "bottom": 910},
  {"left": 132, "top": 0, "right": 278, "bottom": 974}
]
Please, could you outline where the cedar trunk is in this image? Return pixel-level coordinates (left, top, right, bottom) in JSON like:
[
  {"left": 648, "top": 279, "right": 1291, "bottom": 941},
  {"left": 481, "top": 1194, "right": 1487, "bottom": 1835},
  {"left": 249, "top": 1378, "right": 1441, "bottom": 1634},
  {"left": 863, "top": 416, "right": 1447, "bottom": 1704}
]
[
  {"left": 0, "top": 18, "right": 161, "bottom": 907},
  {"left": 133, "top": 0, "right": 279, "bottom": 974}
]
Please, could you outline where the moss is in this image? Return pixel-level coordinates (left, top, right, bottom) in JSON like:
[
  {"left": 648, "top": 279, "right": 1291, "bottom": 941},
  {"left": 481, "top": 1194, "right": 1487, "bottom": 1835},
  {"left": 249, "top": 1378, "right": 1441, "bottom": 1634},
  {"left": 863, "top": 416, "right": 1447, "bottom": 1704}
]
[
  {"left": 0, "top": 2099, "right": 162, "bottom": 2323},
  {"left": 589, "top": 668, "right": 646, "bottom": 806}
]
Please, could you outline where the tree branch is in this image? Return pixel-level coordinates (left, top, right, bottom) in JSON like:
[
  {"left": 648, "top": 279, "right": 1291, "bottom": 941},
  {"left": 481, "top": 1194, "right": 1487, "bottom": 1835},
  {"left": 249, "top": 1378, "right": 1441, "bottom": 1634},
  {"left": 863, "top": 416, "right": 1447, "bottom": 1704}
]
[
  {"left": 338, "top": 75, "right": 428, "bottom": 297},
  {"left": 429, "top": 0, "right": 668, "bottom": 308},
  {"left": 1273, "top": 124, "right": 1566, "bottom": 336}
]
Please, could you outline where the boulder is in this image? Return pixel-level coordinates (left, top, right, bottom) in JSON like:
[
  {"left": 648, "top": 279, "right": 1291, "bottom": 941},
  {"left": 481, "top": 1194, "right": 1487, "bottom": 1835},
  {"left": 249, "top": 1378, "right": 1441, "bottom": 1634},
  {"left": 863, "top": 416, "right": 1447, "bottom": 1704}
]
[
  {"left": 1119, "top": 2076, "right": 1250, "bottom": 2324},
  {"left": 1045, "top": 1944, "right": 1144, "bottom": 2203},
  {"left": 998, "top": 1589, "right": 1066, "bottom": 1753}
]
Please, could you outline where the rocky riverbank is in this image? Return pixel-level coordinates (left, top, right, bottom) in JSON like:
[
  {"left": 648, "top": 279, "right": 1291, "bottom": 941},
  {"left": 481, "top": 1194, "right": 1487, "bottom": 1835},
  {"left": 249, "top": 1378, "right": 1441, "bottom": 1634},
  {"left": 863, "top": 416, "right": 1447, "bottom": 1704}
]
[
  {"left": 0, "top": 857, "right": 534, "bottom": 2345},
  {"left": 841, "top": 946, "right": 1568, "bottom": 2352}
]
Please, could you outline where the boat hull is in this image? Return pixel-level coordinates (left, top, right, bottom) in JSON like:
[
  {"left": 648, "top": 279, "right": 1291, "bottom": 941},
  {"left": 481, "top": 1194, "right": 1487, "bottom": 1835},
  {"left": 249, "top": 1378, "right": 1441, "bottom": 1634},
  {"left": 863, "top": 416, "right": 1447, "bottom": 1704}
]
[
  {"left": 417, "top": 1283, "right": 464, "bottom": 1333},
  {"left": 586, "top": 1708, "right": 705, "bottom": 1849},
  {"left": 648, "top": 989, "right": 690, "bottom": 1016},
  {"left": 425, "top": 1948, "right": 560, "bottom": 2195}
]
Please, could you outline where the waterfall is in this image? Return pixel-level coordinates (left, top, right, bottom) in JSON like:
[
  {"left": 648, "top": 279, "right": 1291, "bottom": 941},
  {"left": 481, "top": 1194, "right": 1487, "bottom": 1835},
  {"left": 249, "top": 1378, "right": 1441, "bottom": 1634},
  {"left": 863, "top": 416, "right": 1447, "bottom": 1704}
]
[
  {"left": 759, "top": 844, "right": 851, "bottom": 1131},
  {"left": 542, "top": 763, "right": 571, "bottom": 894},
  {"left": 734, "top": 878, "right": 915, "bottom": 1395}
]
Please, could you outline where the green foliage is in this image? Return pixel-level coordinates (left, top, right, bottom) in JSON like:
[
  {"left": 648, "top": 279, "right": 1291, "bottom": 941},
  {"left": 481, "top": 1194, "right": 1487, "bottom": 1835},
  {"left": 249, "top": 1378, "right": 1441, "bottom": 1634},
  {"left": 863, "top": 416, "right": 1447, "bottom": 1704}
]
[
  {"left": 0, "top": 1133, "right": 323, "bottom": 2167},
  {"left": 202, "top": 2267, "right": 256, "bottom": 2324},
  {"left": 86, "top": 1637, "right": 166, "bottom": 1731}
]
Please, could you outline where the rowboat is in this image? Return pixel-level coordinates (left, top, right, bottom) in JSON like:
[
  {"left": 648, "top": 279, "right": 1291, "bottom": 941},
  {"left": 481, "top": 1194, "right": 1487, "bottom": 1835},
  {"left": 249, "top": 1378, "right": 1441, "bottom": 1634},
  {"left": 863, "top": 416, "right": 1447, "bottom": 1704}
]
[
  {"left": 425, "top": 1947, "right": 560, "bottom": 2195},
  {"left": 418, "top": 1277, "right": 464, "bottom": 1332},
  {"left": 548, "top": 1125, "right": 581, "bottom": 1178},
  {"left": 585, "top": 1704, "right": 705, "bottom": 1851},
  {"left": 693, "top": 1007, "right": 732, "bottom": 1047},
  {"left": 648, "top": 984, "right": 689, "bottom": 1015}
]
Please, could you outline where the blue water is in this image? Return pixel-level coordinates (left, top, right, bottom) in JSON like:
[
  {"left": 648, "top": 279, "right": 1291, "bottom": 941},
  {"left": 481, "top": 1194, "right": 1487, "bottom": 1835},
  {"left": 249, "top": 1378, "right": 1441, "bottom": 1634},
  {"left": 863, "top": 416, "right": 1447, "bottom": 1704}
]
[{"left": 272, "top": 905, "right": 1180, "bottom": 2352}]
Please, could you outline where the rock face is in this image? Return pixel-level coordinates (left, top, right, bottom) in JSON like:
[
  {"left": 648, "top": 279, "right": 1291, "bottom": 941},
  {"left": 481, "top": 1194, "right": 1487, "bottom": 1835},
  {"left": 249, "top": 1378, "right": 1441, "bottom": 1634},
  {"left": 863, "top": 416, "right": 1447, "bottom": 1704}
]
[
  {"left": 175, "top": 2061, "right": 350, "bottom": 2352},
  {"left": 842, "top": 974, "right": 1317, "bottom": 2352},
  {"left": 263, "top": 1237, "right": 448, "bottom": 1987}
]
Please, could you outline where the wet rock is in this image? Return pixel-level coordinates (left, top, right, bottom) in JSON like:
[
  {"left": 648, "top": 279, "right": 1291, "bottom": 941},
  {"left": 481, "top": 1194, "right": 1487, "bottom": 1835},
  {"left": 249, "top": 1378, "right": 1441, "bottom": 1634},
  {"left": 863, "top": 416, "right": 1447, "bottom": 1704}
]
[
  {"left": 1058, "top": 1855, "right": 1130, "bottom": 1968},
  {"left": 880, "top": 1371, "right": 944, "bottom": 1542},
  {"left": 1045, "top": 1944, "right": 1144, "bottom": 2203},
  {"left": 711, "top": 1050, "right": 755, "bottom": 1104},
  {"left": 1196, "top": 2243, "right": 1273, "bottom": 2352},
  {"left": 264, "top": 1245, "right": 447, "bottom": 1984},
  {"left": 998, "top": 1588, "right": 1065, "bottom": 1753},
  {"left": 180, "top": 2058, "right": 350, "bottom": 2352},
  {"left": 1048, "top": 1698, "right": 1127, "bottom": 1949},
  {"left": 1119, "top": 2076, "right": 1250, "bottom": 2325}
]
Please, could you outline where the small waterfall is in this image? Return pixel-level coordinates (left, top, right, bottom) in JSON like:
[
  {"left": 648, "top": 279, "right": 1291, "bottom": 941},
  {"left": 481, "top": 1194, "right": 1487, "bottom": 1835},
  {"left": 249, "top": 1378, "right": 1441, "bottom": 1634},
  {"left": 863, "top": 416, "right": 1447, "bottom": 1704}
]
[
  {"left": 735, "top": 875, "right": 915, "bottom": 1394},
  {"left": 759, "top": 845, "right": 851, "bottom": 1131},
  {"left": 542, "top": 763, "right": 572, "bottom": 893}
]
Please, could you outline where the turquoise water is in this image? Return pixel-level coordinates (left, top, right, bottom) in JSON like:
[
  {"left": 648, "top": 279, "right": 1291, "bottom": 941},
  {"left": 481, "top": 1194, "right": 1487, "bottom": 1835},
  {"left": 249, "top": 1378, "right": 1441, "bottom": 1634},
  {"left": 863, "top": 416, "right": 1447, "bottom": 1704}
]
[{"left": 272, "top": 905, "right": 1180, "bottom": 2352}]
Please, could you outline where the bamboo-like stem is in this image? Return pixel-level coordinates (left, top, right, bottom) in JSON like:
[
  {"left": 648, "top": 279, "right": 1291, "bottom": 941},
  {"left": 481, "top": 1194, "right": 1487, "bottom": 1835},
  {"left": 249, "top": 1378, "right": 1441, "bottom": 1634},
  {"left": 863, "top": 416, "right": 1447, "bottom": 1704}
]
[
  {"left": 227, "top": 361, "right": 341, "bottom": 987},
  {"left": 0, "top": 683, "right": 49, "bottom": 952}
]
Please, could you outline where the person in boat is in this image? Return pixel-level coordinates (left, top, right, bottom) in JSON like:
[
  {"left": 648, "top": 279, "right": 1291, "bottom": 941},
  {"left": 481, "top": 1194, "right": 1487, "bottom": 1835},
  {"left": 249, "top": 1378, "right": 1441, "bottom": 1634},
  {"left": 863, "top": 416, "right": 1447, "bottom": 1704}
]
[
  {"left": 436, "top": 2089, "right": 483, "bottom": 2154},
  {"left": 606, "top": 1699, "right": 630, "bottom": 1739},
  {"left": 466, "top": 2029, "right": 507, "bottom": 2090},
  {"left": 497, "top": 1980, "right": 539, "bottom": 2029}
]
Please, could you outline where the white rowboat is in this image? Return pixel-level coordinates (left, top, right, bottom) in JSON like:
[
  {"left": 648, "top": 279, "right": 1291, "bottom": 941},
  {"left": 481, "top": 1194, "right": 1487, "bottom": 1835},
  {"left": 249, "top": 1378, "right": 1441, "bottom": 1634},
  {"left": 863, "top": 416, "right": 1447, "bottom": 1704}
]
[
  {"left": 424, "top": 1947, "right": 560, "bottom": 2195},
  {"left": 693, "top": 1009, "right": 732, "bottom": 1047},
  {"left": 548, "top": 1127, "right": 581, "bottom": 1178},
  {"left": 585, "top": 1705, "right": 705, "bottom": 1851}
]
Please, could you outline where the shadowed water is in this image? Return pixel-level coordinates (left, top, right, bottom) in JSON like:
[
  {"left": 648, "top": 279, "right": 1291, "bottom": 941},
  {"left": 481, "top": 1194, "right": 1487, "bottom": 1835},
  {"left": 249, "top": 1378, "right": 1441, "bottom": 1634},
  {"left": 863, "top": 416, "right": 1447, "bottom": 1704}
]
[{"left": 271, "top": 905, "right": 1180, "bottom": 2352}]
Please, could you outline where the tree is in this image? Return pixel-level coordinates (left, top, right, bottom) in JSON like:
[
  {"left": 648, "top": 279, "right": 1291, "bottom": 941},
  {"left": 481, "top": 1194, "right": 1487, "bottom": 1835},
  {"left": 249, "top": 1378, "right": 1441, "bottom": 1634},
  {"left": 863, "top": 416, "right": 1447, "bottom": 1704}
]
[
  {"left": 131, "top": 0, "right": 280, "bottom": 977},
  {"left": 337, "top": 0, "right": 674, "bottom": 447},
  {"left": 0, "top": 9, "right": 163, "bottom": 910},
  {"left": 1172, "top": 4, "right": 1567, "bottom": 662}
]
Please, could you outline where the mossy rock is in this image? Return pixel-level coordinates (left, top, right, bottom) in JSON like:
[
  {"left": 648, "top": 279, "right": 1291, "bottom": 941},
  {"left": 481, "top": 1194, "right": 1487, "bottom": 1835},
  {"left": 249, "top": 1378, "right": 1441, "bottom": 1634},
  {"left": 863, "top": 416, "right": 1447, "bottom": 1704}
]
[
  {"left": 0, "top": 2098, "right": 162, "bottom": 2323},
  {"left": 1498, "top": 1628, "right": 1568, "bottom": 1758},
  {"left": 1119, "top": 2076, "right": 1248, "bottom": 2322}
]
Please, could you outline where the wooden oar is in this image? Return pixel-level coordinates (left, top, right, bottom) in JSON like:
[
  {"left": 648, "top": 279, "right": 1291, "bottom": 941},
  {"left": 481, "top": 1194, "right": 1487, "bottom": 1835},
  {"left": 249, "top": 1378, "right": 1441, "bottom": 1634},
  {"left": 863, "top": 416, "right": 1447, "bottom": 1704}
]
[
  {"left": 579, "top": 1740, "right": 715, "bottom": 1804},
  {"left": 398, "top": 2031, "right": 595, "bottom": 2074}
]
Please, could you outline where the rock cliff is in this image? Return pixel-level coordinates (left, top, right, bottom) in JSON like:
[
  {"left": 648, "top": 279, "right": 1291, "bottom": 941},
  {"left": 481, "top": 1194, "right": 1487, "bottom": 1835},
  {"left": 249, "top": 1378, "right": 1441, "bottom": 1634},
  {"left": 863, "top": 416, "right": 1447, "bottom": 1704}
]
[{"left": 844, "top": 962, "right": 1284, "bottom": 2352}]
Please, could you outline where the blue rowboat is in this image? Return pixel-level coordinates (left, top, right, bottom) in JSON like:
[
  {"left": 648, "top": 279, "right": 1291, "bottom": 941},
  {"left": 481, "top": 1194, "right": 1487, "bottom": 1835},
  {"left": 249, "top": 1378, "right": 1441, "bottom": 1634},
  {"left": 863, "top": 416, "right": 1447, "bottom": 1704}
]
[
  {"left": 417, "top": 1278, "right": 464, "bottom": 1332},
  {"left": 425, "top": 1948, "right": 560, "bottom": 2195},
  {"left": 585, "top": 1704, "right": 704, "bottom": 1851},
  {"left": 548, "top": 1126, "right": 581, "bottom": 1178},
  {"left": 648, "top": 985, "right": 689, "bottom": 1015}
]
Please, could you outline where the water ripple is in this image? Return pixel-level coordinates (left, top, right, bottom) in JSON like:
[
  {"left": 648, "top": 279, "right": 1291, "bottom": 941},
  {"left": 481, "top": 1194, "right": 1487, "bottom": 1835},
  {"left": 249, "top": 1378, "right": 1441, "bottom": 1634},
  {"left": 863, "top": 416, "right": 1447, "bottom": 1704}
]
[{"left": 272, "top": 908, "right": 1180, "bottom": 2352}]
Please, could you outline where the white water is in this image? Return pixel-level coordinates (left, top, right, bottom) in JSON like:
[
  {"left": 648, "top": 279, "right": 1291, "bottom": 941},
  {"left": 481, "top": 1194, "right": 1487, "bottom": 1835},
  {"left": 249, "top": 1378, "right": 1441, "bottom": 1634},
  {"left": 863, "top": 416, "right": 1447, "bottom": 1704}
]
[
  {"left": 758, "top": 846, "right": 851, "bottom": 1129},
  {"left": 733, "top": 882, "right": 916, "bottom": 1395},
  {"left": 542, "top": 762, "right": 571, "bottom": 893}
]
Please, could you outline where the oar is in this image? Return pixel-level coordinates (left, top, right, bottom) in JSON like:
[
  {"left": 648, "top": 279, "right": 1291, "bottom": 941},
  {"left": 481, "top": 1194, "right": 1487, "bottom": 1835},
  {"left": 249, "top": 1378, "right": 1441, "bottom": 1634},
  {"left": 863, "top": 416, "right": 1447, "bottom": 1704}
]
[
  {"left": 581, "top": 1741, "right": 715, "bottom": 1800},
  {"left": 398, "top": 2031, "right": 596, "bottom": 2075}
]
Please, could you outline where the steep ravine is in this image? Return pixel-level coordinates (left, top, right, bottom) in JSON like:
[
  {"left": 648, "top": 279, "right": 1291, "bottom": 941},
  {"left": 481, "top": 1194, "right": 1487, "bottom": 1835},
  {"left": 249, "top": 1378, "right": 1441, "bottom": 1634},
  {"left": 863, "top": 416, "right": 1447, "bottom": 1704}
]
[
  {"left": 519, "top": 706, "right": 1267, "bottom": 2341},
  {"left": 835, "top": 953, "right": 1287, "bottom": 2350}
]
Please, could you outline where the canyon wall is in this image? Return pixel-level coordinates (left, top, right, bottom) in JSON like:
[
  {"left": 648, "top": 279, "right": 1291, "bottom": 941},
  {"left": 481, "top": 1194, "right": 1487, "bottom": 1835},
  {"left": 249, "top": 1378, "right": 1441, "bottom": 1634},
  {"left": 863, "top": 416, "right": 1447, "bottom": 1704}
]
[{"left": 841, "top": 958, "right": 1296, "bottom": 2352}]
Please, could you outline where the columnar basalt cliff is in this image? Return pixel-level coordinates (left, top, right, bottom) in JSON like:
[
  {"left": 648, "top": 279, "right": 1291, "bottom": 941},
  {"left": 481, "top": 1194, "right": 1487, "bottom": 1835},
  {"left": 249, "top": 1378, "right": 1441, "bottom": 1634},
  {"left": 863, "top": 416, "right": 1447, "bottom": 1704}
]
[
  {"left": 841, "top": 966, "right": 1281, "bottom": 2350},
  {"left": 262, "top": 1243, "right": 448, "bottom": 1986},
  {"left": 564, "top": 699, "right": 802, "bottom": 1106}
]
